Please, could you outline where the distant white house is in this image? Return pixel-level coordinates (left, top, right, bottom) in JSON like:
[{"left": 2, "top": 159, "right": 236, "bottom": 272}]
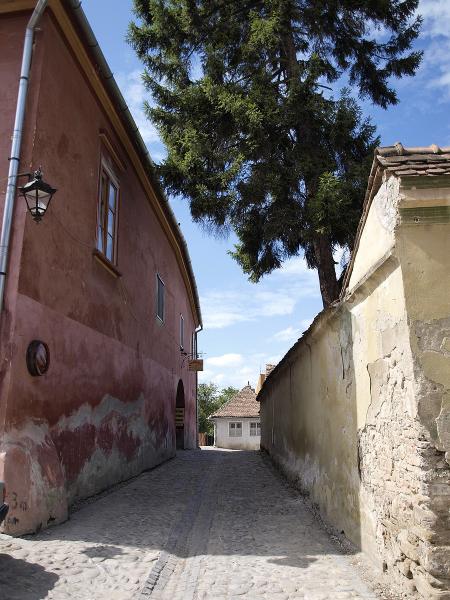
[{"left": 210, "top": 385, "right": 260, "bottom": 450}]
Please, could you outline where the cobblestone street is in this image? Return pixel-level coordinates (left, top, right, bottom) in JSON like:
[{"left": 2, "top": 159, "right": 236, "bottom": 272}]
[{"left": 0, "top": 449, "right": 382, "bottom": 600}]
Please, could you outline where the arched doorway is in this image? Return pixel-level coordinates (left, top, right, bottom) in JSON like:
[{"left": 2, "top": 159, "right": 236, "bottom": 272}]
[{"left": 175, "top": 380, "right": 185, "bottom": 450}]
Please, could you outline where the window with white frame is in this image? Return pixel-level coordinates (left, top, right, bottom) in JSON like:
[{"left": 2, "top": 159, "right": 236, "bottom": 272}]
[
  {"left": 250, "top": 421, "right": 261, "bottom": 436},
  {"left": 229, "top": 422, "right": 242, "bottom": 437}
]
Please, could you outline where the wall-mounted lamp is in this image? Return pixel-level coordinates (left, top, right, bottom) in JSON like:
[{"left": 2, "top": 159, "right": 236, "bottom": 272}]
[{"left": 18, "top": 168, "right": 57, "bottom": 222}]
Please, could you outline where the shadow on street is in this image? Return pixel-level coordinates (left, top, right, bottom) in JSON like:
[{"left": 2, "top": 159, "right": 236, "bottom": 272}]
[{"left": 0, "top": 553, "right": 58, "bottom": 599}]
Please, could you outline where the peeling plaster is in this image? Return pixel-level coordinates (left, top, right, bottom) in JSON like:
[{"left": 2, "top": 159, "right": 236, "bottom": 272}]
[{"left": 259, "top": 176, "right": 450, "bottom": 598}]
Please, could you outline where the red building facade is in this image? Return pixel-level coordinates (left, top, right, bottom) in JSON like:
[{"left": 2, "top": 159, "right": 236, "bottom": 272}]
[{"left": 0, "top": 1, "right": 202, "bottom": 535}]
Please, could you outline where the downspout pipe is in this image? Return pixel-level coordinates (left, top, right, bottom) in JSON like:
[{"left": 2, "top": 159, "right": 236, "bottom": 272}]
[
  {"left": 0, "top": 0, "right": 48, "bottom": 316},
  {"left": 194, "top": 324, "right": 203, "bottom": 447}
]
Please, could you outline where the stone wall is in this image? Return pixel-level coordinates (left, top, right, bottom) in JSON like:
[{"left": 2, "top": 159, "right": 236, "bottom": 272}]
[{"left": 259, "top": 174, "right": 450, "bottom": 598}]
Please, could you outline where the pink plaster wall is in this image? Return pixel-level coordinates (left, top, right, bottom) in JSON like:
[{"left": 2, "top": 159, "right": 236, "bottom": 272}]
[{"left": 0, "top": 9, "right": 199, "bottom": 535}]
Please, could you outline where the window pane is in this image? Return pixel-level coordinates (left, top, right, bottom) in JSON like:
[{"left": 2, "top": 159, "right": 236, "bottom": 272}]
[
  {"left": 108, "top": 182, "right": 117, "bottom": 212},
  {"left": 180, "top": 315, "right": 184, "bottom": 348},
  {"left": 97, "top": 169, "right": 119, "bottom": 264},
  {"left": 97, "top": 176, "right": 107, "bottom": 251},
  {"left": 229, "top": 422, "right": 242, "bottom": 437},
  {"left": 107, "top": 208, "right": 115, "bottom": 237},
  {"left": 97, "top": 225, "right": 104, "bottom": 252},
  {"left": 106, "top": 234, "right": 114, "bottom": 261}
]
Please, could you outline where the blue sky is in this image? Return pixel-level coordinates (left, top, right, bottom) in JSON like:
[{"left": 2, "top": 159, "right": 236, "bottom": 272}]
[{"left": 83, "top": 0, "right": 449, "bottom": 389}]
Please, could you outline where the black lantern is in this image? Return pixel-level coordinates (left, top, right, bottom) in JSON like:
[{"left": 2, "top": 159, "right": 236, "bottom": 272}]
[{"left": 19, "top": 168, "right": 57, "bottom": 222}]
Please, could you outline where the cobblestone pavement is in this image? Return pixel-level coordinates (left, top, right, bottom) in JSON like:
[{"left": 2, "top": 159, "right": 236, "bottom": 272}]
[{"left": 0, "top": 449, "right": 380, "bottom": 600}]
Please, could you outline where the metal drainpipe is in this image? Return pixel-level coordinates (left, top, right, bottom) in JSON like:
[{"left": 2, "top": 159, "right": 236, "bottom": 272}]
[
  {"left": 0, "top": 0, "right": 48, "bottom": 316},
  {"left": 194, "top": 324, "right": 202, "bottom": 447}
]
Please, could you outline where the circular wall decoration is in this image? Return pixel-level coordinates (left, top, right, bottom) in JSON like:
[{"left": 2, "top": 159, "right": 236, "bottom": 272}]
[{"left": 26, "top": 340, "right": 50, "bottom": 377}]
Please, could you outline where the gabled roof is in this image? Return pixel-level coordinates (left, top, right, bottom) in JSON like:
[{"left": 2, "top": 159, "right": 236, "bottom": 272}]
[
  {"left": 211, "top": 385, "right": 259, "bottom": 419},
  {"left": 340, "top": 143, "right": 450, "bottom": 297}
]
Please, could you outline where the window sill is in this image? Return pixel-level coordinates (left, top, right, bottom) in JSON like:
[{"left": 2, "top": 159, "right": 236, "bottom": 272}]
[{"left": 93, "top": 249, "right": 122, "bottom": 278}]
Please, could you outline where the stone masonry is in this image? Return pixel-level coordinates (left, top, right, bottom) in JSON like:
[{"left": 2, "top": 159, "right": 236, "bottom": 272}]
[
  {"left": 0, "top": 449, "right": 386, "bottom": 600},
  {"left": 258, "top": 145, "right": 450, "bottom": 599}
]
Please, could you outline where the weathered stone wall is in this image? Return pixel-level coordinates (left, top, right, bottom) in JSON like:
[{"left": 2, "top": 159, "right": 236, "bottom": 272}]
[
  {"left": 259, "top": 175, "right": 450, "bottom": 598},
  {"left": 0, "top": 9, "right": 200, "bottom": 535}
]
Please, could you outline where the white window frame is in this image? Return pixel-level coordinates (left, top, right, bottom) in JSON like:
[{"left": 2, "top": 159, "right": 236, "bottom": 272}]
[
  {"left": 250, "top": 421, "right": 261, "bottom": 436},
  {"left": 229, "top": 422, "right": 242, "bottom": 437}
]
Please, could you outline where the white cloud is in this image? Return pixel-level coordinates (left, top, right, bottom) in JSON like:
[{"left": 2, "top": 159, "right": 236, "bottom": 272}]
[
  {"left": 201, "top": 256, "right": 319, "bottom": 330},
  {"left": 116, "top": 70, "right": 161, "bottom": 146},
  {"left": 211, "top": 373, "right": 226, "bottom": 385},
  {"left": 419, "top": 0, "right": 450, "bottom": 38},
  {"left": 300, "top": 317, "right": 314, "bottom": 331},
  {"left": 205, "top": 353, "right": 243, "bottom": 368},
  {"left": 411, "top": 1, "right": 450, "bottom": 100},
  {"left": 276, "top": 255, "right": 311, "bottom": 277},
  {"left": 199, "top": 352, "right": 282, "bottom": 389},
  {"left": 272, "top": 317, "right": 314, "bottom": 344},
  {"left": 273, "top": 326, "right": 301, "bottom": 343}
]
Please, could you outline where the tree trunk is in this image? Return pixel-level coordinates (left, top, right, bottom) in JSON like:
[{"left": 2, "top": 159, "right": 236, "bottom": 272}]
[
  {"left": 312, "top": 233, "right": 339, "bottom": 307},
  {"left": 283, "top": 23, "right": 338, "bottom": 307}
]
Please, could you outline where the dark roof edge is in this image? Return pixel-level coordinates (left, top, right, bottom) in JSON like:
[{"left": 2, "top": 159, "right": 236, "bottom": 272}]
[
  {"left": 338, "top": 148, "right": 381, "bottom": 298},
  {"left": 210, "top": 414, "right": 259, "bottom": 419},
  {"left": 65, "top": 0, "right": 202, "bottom": 326}
]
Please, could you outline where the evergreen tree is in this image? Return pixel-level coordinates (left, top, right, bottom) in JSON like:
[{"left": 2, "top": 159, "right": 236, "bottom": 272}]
[{"left": 129, "top": 0, "right": 421, "bottom": 305}]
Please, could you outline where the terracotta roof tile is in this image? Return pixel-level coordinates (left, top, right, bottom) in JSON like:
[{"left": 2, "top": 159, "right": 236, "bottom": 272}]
[
  {"left": 339, "top": 142, "right": 450, "bottom": 298},
  {"left": 211, "top": 385, "right": 259, "bottom": 419},
  {"left": 375, "top": 143, "right": 450, "bottom": 178}
]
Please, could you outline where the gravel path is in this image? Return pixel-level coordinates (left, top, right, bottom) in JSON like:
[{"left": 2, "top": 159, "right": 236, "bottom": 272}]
[{"left": 0, "top": 448, "right": 381, "bottom": 600}]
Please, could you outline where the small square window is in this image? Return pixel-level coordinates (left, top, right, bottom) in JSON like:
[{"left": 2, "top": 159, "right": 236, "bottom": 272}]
[
  {"left": 157, "top": 274, "right": 165, "bottom": 322},
  {"left": 250, "top": 422, "right": 261, "bottom": 436},
  {"left": 229, "top": 422, "right": 242, "bottom": 437}
]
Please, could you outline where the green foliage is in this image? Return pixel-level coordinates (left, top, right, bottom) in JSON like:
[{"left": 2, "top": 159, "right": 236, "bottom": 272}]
[
  {"left": 198, "top": 383, "right": 239, "bottom": 435},
  {"left": 129, "top": 0, "right": 421, "bottom": 302}
]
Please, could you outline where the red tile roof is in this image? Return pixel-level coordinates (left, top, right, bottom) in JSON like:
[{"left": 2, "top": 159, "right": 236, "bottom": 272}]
[
  {"left": 376, "top": 143, "right": 450, "bottom": 177},
  {"left": 211, "top": 385, "right": 259, "bottom": 419}
]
